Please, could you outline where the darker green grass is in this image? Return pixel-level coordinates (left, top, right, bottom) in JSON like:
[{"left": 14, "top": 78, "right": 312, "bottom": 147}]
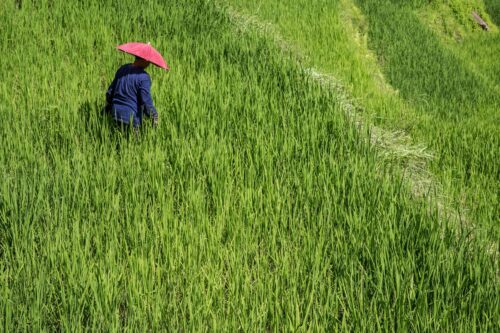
[
  {"left": 354, "top": 0, "right": 499, "bottom": 231},
  {"left": 485, "top": 0, "right": 500, "bottom": 25},
  {"left": 355, "top": 0, "right": 497, "bottom": 118}
]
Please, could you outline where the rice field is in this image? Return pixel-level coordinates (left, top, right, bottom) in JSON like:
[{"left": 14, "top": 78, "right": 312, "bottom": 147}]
[{"left": 0, "top": 0, "right": 498, "bottom": 331}]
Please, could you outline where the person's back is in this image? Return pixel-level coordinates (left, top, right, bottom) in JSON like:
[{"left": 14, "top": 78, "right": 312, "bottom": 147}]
[{"left": 106, "top": 59, "right": 158, "bottom": 128}]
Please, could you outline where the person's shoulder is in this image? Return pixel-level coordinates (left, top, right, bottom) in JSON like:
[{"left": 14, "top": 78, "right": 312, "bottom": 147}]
[
  {"left": 137, "top": 67, "right": 150, "bottom": 75},
  {"left": 116, "top": 63, "right": 131, "bottom": 74},
  {"left": 138, "top": 70, "right": 151, "bottom": 81},
  {"left": 123, "top": 63, "right": 135, "bottom": 70},
  {"left": 128, "top": 65, "right": 149, "bottom": 77}
]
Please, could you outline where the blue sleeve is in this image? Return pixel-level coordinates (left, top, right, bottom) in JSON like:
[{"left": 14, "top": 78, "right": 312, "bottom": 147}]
[
  {"left": 106, "top": 67, "right": 122, "bottom": 104},
  {"left": 106, "top": 78, "right": 116, "bottom": 104},
  {"left": 139, "top": 75, "right": 158, "bottom": 118}
]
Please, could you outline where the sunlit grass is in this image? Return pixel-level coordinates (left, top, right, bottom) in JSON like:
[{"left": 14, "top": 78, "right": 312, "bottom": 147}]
[
  {"left": 226, "top": 0, "right": 499, "bottom": 232},
  {"left": 0, "top": 0, "right": 498, "bottom": 330}
]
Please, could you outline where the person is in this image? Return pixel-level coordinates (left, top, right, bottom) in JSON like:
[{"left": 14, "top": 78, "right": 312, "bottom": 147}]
[{"left": 105, "top": 56, "right": 159, "bottom": 130}]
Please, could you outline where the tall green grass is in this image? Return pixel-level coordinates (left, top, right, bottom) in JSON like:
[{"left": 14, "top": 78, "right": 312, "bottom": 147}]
[
  {"left": 0, "top": 0, "right": 498, "bottom": 330},
  {"left": 226, "top": 0, "right": 499, "bottom": 234},
  {"left": 485, "top": 0, "right": 500, "bottom": 25},
  {"left": 355, "top": 0, "right": 499, "bottom": 235}
]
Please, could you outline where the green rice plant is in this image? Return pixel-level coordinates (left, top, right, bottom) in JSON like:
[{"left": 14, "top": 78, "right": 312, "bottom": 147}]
[
  {"left": 225, "top": 0, "right": 499, "bottom": 234},
  {"left": 485, "top": 0, "right": 500, "bottom": 25},
  {"left": 0, "top": 0, "right": 498, "bottom": 331}
]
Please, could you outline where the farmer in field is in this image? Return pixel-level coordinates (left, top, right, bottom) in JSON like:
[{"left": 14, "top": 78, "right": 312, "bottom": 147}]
[{"left": 105, "top": 42, "right": 169, "bottom": 129}]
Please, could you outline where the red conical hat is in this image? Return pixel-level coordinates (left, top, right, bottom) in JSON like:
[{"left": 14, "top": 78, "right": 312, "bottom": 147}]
[{"left": 117, "top": 42, "right": 169, "bottom": 70}]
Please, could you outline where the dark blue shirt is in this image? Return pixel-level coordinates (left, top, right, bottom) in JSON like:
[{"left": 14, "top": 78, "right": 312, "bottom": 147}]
[{"left": 106, "top": 64, "right": 158, "bottom": 126}]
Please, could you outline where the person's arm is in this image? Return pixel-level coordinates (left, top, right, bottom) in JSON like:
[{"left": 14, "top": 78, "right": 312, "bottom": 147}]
[
  {"left": 104, "top": 73, "right": 119, "bottom": 114},
  {"left": 106, "top": 77, "right": 117, "bottom": 105},
  {"left": 139, "top": 76, "right": 159, "bottom": 125},
  {"left": 106, "top": 66, "right": 125, "bottom": 106}
]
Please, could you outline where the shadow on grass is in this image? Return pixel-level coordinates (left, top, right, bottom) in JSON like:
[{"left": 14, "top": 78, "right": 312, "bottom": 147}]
[
  {"left": 0, "top": 199, "right": 10, "bottom": 261},
  {"left": 484, "top": 0, "right": 500, "bottom": 26},
  {"left": 78, "top": 100, "right": 137, "bottom": 147}
]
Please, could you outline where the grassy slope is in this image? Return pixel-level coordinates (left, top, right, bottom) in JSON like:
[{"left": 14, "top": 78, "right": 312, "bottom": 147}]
[
  {"left": 418, "top": 2, "right": 500, "bottom": 92},
  {"left": 222, "top": 0, "right": 418, "bottom": 125},
  {"left": 225, "top": 0, "right": 499, "bottom": 234},
  {"left": 0, "top": 0, "right": 498, "bottom": 331},
  {"left": 485, "top": 0, "right": 500, "bottom": 25},
  {"left": 356, "top": 0, "right": 499, "bottom": 232}
]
